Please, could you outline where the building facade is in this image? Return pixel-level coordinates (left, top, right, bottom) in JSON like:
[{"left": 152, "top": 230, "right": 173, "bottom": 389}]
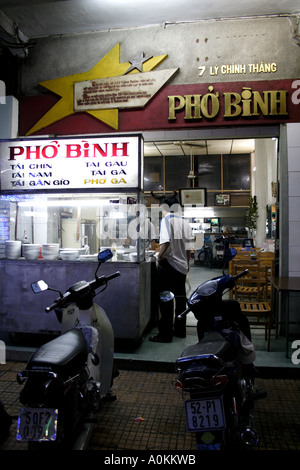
[{"left": 1, "top": 14, "right": 300, "bottom": 336}]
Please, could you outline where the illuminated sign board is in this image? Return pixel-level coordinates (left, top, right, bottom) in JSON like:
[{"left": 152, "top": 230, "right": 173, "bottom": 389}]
[{"left": 0, "top": 135, "right": 143, "bottom": 191}]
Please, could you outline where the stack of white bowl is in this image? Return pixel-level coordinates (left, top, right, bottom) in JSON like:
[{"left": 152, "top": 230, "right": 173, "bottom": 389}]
[
  {"left": 60, "top": 249, "right": 79, "bottom": 261},
  {"left": 5, "top": 240, "right": 21, "bottom": 259},
  {"left": 42, "top": 243, "right": 59, "bottom": 260},
  {"left": 129, "top": 253, "right": 138, "bottom": 262},
  {"left": 23, "top": 244, "right": 41, "bottom": 261}
]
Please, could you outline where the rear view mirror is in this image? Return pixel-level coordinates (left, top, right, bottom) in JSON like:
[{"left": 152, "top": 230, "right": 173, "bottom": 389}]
[
  {"left": 224, "top": 247, "right": 237, "bottom": 262},
  {"left": 31, "top": 280, "right": 49, "bottom": 294},
  {"left": 98, "top": 249, "right": 113, "bottom": 263},
  {"left": 160, "top": 291, "right": 175, "bottom": 302}
]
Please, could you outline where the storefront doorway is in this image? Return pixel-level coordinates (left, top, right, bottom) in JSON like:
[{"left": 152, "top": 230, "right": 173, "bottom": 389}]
[
  {"left": 141, "top": 124, "right": 287, "bottom": 356},
  {"left": 143, "top": 128, "right": 279, "bottom": 259}
]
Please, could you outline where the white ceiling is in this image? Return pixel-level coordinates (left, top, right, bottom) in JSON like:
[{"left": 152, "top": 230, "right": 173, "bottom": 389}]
[{"left": 0, "top": 0, "right": 299, "bottom": 39}]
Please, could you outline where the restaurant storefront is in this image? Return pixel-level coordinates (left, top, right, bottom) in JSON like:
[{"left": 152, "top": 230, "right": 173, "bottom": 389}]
[
  {"left": 1, "top": 15, "right": 300, "bottom": 341},
  {"left": 0, "top": 135, "right": 156, "bottom": 341}
]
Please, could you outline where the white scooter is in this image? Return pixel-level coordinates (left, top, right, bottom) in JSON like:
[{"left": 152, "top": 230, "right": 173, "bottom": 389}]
[{"left": 16, "top": 249, "right": 120, "bottom": 450}]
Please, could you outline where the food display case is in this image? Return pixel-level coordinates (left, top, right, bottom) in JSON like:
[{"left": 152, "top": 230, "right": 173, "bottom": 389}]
[
  {"left": 0, "top": 191, "right": 148, "bottom": 263},
  {"left": 0, "top": 134, "right": 152, "bottom": 342}
]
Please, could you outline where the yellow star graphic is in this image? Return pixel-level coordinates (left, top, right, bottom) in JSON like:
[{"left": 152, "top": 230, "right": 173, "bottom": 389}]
[{"left": 26, "top": 43, "right": 167, "bottom": 135}]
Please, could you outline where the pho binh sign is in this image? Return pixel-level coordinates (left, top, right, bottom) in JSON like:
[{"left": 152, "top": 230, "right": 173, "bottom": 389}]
[
  {"left": 166, "top": 80, "right": 300, "bottom": 126},
  {"left": 19, "top": 79, "right": 300, "bottom": 137},
  {"left": 0, "top": 135, "right": 143, "bottom": 191},
  {"left": 168, "top": 86, "right": 288, "bottom": 121}
]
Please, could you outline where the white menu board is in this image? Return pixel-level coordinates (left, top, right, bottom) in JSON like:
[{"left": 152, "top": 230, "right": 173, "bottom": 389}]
[{"left": 0, "top": 135, "right": 143, "bottom": 191}]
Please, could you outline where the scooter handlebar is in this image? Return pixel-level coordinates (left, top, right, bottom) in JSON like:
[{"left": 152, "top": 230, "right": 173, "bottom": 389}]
[
  {"left": 105, "top": 271, "right": 121, "bottom": 282},
  {"left": 45, "top": 291, "right": 72, "bottom": 313},
  {"left": 93, "top": 271, "right": 120, "bottom": 289},
  {"left": 232, "top": 269, "right": 249, "bottom": 282},
  {"left": 45, "top": 301, "right": 60, "bottom": 313},
  {"left": 45, "top": 271, "right": 120, "bottom": 312},
  {"left": 177, "top": 308, "right": 191, "bottom": 319}
]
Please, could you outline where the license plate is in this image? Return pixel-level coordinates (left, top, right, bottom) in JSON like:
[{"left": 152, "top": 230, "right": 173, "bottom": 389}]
[
  {"left": 184, "top": 397, "right": 226, "bottom": 432},
  {"left": 16, "top": 408, "right": 58, "bottom": 441}
]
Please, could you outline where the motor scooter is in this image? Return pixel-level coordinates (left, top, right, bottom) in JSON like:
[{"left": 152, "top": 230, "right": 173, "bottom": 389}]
[
  {"left": 197, "top": 240, "right": 213, "bottom": 269},
  {"left": 16, "top": 249, "right": 120, "bottom": 450},
  {"left": 169, "top": 256, "right": 266, "bottom": 450},
  {"left": 0, "top": 400, "right": 13, "bottom": 444},
  {"left": 197, "top": 236, "right": 233, "bottom": 271}
]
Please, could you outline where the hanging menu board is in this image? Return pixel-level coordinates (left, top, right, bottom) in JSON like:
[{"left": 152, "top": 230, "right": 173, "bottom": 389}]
[{"left": 0, "top": 135, "right": 143, "bottom": 191}]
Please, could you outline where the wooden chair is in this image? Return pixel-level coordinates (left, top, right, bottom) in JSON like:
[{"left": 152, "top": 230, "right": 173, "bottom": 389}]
[
  {"left": 234, "top": 248, "right": 259, "bottom": 258},
  {"left": 228, "top": 257, "right": 258, "bottom": 298},
  {"left": 233, "top": 265, "right": 267, "bottom": 301},
  {"left": 234, "top": 246, "right": 251, "bottom": 253},
  {"left": 233, "top": 265, "right": 272, "bottom": 351},
  {"left": 257, "top": 251, "right": 274, "bottom": 260},
  {"left": 234, "top": 251, "right": 251, "bottom": 261},
  {"left": 257, "top": 255, "right": 274, "bottom": 302}
]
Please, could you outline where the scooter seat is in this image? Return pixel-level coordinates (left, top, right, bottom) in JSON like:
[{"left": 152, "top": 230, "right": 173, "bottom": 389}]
[
  {"left": 178, "top": 330, "right": 235, "bottom": 365},
  {"left": 26, "top": 329, "right": 88, "bottom": 378}
]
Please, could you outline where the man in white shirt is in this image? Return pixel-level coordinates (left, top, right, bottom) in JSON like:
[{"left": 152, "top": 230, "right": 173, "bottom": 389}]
[{"left": 150, "top": 195, "right": 193, "bottom": 342}]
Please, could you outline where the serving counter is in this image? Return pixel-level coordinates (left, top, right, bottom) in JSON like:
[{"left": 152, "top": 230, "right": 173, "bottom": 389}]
[{"left": 0, "top": 258, "right": 151, "bottom": 343}]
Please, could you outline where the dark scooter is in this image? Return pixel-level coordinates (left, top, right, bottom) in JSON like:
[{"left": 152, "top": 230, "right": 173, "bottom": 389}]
[
  {"left": 0, "top": 400, "right": 13, "bottom": 444},
  {"left": 168, "top": 253, "right": 266, "bottom": 450},
  {"left": 197, "top": 240, "right": 213, "bottom": 269},
  {"left": 16, "top": 249, "right": 120, "bottom": 450},
  {"left": 197, "top": 236, "right": 233, "bottom": 270}
]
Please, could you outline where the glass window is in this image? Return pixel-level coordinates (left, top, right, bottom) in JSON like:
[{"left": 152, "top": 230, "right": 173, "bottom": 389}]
[
  {"left": 144, "top": 157, "right": 163, "bottom": 192},
  {"left": 223, "top": 154, "right": 250, "bottom": 190},
  {"left": 0, "top": 192, "right": 147, "bottom": 262},
  {"left": 165, "top": 155, "right": 190, "bottom": 190},
  {"left": 197, "top": 155, "right": 221, "bottom": 190}
]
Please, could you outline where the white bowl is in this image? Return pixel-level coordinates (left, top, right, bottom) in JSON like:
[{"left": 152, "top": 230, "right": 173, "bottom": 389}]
[
  {"left": 43, "top": 254, "right": 59, "bottom": 260},
  {"left": 42, "top": 243, "right": 59, "bottom": 250},
  {"left": 60, "top": 250, "right": 78, "bottom": 261},
  {"left": 23, "top": 244, "right": 40, "bottom": 250},
  {"left": 24, "top": 253, "right": 40, "bottom": 260},
  {"left": 129, "top": 253, "right": 138, "bottom": 262},
  {"left": 42, "top": 244, "right": 59, "bottom": 260},
  {"left": 5, "top": 240, "right": 21, "bottom": 259},
  {"left": 23, "top": 244, "right": 41, "bottom": 261}
]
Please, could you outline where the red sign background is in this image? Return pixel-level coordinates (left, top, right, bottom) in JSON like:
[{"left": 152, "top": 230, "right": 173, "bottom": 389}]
[{"left": 19, "top": 79, "right": 300, "bottom": 137}]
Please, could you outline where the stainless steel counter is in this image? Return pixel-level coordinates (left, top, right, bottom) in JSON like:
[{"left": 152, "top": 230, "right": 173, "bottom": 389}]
[{"left": 0, "top": 259, "right": 151, "bottom": 342}]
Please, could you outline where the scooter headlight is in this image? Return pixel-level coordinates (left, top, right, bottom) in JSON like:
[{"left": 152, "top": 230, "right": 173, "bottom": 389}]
[{"left": 189, "top": 280, "right": 218, "bottom": 305}]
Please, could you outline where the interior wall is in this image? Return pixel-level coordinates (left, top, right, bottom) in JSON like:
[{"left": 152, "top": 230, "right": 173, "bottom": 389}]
[
  {"left": 252, "top": 138, "right": 277, "bottom": 248},
  {"left": 277, "top": 122, "right": 300, "bottom": 334}
]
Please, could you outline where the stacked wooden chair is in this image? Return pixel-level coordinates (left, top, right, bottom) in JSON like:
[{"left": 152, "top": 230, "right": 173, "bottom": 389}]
[
  {"left": 257, "top": 251, "right": 274, "bottom": 303},
  {"left": 231, "top": 261, "right": 273, "bottom": 351}
]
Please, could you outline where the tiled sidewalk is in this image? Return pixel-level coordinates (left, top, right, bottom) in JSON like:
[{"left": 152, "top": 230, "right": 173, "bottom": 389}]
[{"left": 0, "top": 362, "right": 300, "bottom": 451}]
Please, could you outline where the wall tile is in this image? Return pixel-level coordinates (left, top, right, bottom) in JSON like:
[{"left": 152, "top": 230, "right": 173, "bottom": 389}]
[
  {"left": 288, "top": 173, "right": 300, "bottom": 197},
  {"left": 287, "top": 123, "right": 300, "bottom": 147},
  {"left": 289, "top": 197, "right": 300, "bottom": 222},
  {"left": 289, "top": 246, "right": 300, "bottom": 273},
  {"left": 288, "top": 147, "right": 300, "bottom": 172}
]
